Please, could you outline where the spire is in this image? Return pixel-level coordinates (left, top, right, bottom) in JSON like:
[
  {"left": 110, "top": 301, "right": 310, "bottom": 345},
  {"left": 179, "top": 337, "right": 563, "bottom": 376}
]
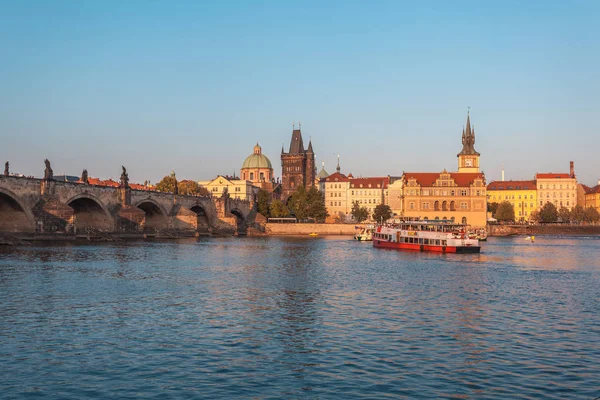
[
  {"left": 307, "top": 139, "right": 314, "bottom": 153},
  {"left": 336, "top": 154, "right": 341, "bottom": 173},
  {"left": 457, "top": 109, "right": 480, "bottom": 156},
  {"left": 288, "top": 126, "right": 305, "bottom": 154}
]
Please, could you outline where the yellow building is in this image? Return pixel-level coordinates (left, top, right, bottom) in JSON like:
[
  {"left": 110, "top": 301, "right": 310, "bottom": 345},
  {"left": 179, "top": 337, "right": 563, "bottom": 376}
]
[
  {"left": 486, "top": 180, "right": 537, "bottom": 221},
  {"left": 584, "top": 183, "right": 600, "bottom": 211},
  {"left": 535, "top": 162, "right": 577, "bottom": 210},
  {"left": 402, "top": 170, "right": 487, "bottom": 226},
  {"left": 198, "top": 175, "right": 257, "bottom": 201},
  {"left": 400, "top": 112, "right": 487, "bottom": 227}
]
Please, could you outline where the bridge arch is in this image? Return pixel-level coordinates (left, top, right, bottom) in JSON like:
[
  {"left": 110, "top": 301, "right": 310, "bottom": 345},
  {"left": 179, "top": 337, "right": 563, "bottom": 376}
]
[
  {"left": 190, "top": 203, "right": 210, "bottom": 233},
  {"left": 230, "top": 208, "right": 247, "bottom": 235},
  {"left": 66, "top": 193, "right": 113, "bottom": 233},
  {"left": 134, "top": 199, "right": 169, "bottom": 232},
  {"left": 0, "top": 188, "right": 35, "bottom": 232}
]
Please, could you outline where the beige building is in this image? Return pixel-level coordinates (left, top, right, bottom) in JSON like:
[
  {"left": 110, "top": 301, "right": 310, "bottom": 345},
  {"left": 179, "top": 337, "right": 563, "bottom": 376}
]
[
  {"left": 348, "top": 176, "right": 389, "bottom": 218},
  {"left": 400, "top": 112, "right": 487, "bottom": 227},
  {"left": 321, "top": 172, "right": 351, "bottom": 221},
  {"left": 198, "top": 175, "right": 258, "bottom": 201},
  {"left": 387, "top": 177, "right": 404, "bottom": 216},
  {"left": 583, "top": 182, "right": 600, "bottom": 211},
  {"left": 535, "top": 162, "right": 577, "bottom": 210}
]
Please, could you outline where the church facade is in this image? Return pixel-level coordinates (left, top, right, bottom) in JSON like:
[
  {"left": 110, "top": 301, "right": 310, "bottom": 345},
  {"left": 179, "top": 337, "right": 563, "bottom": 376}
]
[{"left": 280, "top": 127, "right": 315, "bottom": 201}]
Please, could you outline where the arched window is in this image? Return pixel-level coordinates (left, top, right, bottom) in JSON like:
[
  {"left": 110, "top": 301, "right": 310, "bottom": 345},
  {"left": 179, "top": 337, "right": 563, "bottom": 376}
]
[
  {"left": 434, "top": 201, "right": 440, "bottom": 211},
  {"left": 450, "top": 201, "right": 455, "bottom": 211},
  {"left": 260, "top": 172, "right": 264, "bottom": 181},
  {"left": 250, "top": 172, "right": 254, "bottom": 180},
  {"left": 442, "top": 201, "right": 447, "bottom": 211},
  {"left": 462, "top": 217, "right": 467, "bottom": 224}
]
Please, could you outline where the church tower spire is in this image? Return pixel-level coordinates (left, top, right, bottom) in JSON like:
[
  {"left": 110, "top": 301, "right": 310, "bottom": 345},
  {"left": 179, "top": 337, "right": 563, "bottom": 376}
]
[{"left": 457, "top": 109, "right": 480, "bottom": 173}]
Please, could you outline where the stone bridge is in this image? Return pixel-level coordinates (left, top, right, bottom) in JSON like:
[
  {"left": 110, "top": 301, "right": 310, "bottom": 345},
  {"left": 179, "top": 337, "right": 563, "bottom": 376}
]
[{"left": 0, "top": 176, "right": 256, "bottom": 238}]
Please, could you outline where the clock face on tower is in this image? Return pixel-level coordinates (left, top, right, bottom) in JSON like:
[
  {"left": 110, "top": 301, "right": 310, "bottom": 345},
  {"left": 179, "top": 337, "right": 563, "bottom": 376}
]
[{"left": 465, "top": 159, "right": 473, "bottom": 167}]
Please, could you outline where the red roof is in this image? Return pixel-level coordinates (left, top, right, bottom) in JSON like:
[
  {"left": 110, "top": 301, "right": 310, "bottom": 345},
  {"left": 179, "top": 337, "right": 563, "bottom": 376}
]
[
  {"left": 349, "top": 176, "right": 389, "bottom": 189},
  {"left": 404, "top": 172, "right": 484, "bottom": 187},
  {"left": 536, "top": 173, "right": 572, "bottom": 179},
  {"left": 323, "top": 172, "right": 350, "bottom": 182},
  {"left": 487, "top": 180, "right": 536, "bottom": 190},
  {"left": 586, "top": 185, "right": 600, "bottom": 194}
]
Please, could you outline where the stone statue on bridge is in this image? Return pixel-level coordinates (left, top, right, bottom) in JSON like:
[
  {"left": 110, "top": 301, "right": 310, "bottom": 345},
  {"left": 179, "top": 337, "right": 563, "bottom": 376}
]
[
  {"left": 173, "top": 178, "right": 179, "bottom": 195},
  {"left": 4, "top": 161, "right": 8, "bottom": 177},
  {"left": 81, "top": 169, "right": 89, "bottom": 184},
  {"left": 43, "top": 159, "right": 53, "bottom": 181},
  {"left": 120, "top": 166, "right": 129, "bottom": 188}
]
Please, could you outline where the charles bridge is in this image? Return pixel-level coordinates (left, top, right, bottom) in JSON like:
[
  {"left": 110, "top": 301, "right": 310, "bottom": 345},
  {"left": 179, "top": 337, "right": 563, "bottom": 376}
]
[{"left": 0, "top": 163, "right": 257, "bottom": 239}]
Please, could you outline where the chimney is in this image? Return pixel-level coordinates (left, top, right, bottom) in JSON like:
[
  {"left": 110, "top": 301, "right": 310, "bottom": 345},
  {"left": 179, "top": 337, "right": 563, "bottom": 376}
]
[
  {"left": 501, "top": 163, "right": 505, "bottom": 182},
  {"left": 570, "top": 161, "right": 575, "bottom": 178}
]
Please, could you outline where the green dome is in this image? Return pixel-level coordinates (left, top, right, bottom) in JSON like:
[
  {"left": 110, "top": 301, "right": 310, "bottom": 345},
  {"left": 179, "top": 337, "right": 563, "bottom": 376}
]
[{"left": 241, "top": 143, "right": 273, "bottom": 170}]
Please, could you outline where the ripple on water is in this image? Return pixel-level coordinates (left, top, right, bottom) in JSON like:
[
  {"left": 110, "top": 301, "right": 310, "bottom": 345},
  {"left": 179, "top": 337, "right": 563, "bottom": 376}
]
[{"left": 0, "top": 236, "right": 599, "bottom": 399}]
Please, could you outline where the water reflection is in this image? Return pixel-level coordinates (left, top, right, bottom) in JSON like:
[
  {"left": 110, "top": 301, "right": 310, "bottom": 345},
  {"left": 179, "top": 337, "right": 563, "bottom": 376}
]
[{"left": 0, "top": 236, "right": 599, "bottom": 399}]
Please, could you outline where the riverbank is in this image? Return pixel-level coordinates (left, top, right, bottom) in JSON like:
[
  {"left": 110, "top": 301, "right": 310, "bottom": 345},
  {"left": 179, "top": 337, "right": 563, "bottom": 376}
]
[
  {"left": 488, "top": 224, "right": 600, "bottom": 237},
  {"left": 265, "top": 223, "right": 361, "bottom": 236}
]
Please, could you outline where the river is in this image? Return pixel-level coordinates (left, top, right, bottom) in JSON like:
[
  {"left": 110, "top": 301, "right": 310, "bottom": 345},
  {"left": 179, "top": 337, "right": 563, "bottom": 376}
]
[{"left": 1, "top": 236, "right": 599, "bottom": 399}]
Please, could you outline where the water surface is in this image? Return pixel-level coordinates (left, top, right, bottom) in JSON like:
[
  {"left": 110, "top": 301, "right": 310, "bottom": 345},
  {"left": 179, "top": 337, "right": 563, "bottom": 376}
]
[{"left": 1, "top": 236, "right": 599, "bottom": 399}]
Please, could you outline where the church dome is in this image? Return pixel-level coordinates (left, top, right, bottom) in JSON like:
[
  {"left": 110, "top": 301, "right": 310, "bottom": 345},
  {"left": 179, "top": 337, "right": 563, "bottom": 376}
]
[{"left": 241, "top": 143, "right": 273, "bottom": 170}]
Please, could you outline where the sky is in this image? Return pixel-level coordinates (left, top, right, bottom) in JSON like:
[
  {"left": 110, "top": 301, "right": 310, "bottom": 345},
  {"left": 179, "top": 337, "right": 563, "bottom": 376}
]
[{"left": 1, "top": 0, "right": 599, "bottom": 186}]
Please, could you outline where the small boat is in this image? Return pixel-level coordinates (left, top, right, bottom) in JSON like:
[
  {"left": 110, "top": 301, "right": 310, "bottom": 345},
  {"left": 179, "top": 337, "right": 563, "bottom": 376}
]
[
  {"left": 373, "top": 220, "right": 481, "bottom": 253},
  {"left": 309, "top": 232, "right": 319, "bottom": 237},
  {"left": 354, "top": 225, "right": 374, "bottom": 241}
]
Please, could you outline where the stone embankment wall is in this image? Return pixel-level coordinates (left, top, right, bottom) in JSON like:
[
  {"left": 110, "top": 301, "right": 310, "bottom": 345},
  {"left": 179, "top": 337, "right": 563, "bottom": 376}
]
[
  {"left": 488, "top": 224, "right": 600, "bottom": 237},
  {"left": 265, "top": 223, "right": 362, "bottom": 236}
]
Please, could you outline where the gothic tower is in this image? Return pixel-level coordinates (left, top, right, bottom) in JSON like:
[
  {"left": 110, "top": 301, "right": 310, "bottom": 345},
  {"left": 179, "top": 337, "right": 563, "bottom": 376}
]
[
  {"left": 281, "top": 126, "right": 316, "bottom": 201},
  {"left": 457, "top": 111, "right": 480, "bottom": 173}
]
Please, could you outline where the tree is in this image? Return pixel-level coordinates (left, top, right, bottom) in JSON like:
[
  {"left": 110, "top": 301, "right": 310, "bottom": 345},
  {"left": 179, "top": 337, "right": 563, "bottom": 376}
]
[
  {"left": 539, "top": 202, "right": 558, "bottom": 223},
  {"left": 529, "top": 210, "right": 540, "bottom": 223},
  {"left": 179, "top": 180, "right": 209, "bottom": 196},
  {"left": 306, "top": 187, "right": 328, "bottom": 222},
  {"left": 287, "top": 186, "right": 308, "bottom": 221},
  {"left": 495, "top": 201, "right": 515, "bottom": 222},
  {"left": 257, "top": 189, "right": 271, "bottom": 217},
  {"left": 351, "top": 201, "right": 369, "bottom": 223},
  {"left": 269, "top": 199, "right": 290, "bottom": 218},
  {"left": 373, "top": 204, "right": 392, "bottom": 223},
  {"left": 488, "top": 202, "right": 499, "bottom": 214},
  {"left": 557, "top": 206, "right": 571, "bottom": 223},
  {"left": 156, "top": 175, "right": 177, "bottom": 193},
  {"left": 584, "top": 206, "right": 600, "bottom": 223},
  {"left": 571, "top": 205, "right": 586, "bottom": 223}
]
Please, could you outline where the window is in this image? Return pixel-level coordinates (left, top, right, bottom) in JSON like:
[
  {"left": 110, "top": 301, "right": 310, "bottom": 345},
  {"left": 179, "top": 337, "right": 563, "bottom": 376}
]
[
  {"left": 460, "top": 202, "right": 467, "bottom": 209},
  {"left": 461, "top": 190, "right": 467, "bottom": 196},
  {"left": 410, "top": 202, "right": 415, "bottom": 209},
  {"left": 423, "top": 202, "right": 430, "bottom": 209},
  {"left": 250, "top": 172, "right": 254, "bottom": 180},
  {"left": 260, "top": 172, "right": 264, "bottom": 181}
]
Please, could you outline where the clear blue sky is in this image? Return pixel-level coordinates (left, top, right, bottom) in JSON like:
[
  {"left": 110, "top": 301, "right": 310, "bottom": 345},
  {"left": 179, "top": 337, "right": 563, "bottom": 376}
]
[{"left": 1, "top": 0, "right": 599, "bottom": 185}]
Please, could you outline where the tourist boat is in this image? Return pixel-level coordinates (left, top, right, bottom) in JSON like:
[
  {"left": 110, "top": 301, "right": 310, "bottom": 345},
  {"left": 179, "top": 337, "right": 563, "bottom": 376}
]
[
  {"left": 354, "top": 225, "right": 374, "bottom": 241},
  {"left": 373, "top": 220, "right": 481, "bottom": 253},
  {"left": 469, "top": 228, "right": 488, "bottom": 241}
]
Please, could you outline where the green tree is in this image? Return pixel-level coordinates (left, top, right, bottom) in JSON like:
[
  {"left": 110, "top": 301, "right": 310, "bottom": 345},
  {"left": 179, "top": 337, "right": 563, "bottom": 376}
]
[
  {"left": 179, "top": 180, "right": 209, "bottom": 196},
  {"left": 495, "top": 201, "right": 515, "bottom": 222},
  {"left": 571, "top": 205, "right": 585, "bottom": 223},
  {"left": 584, "top": 206, "right": 600, "bottom": 223},
  {"left": 373, "top": 204, "right": 392, "bottom": 223},
  {"left": 269, "top": 199, "right": 290, "bottom": 218},
  {"left": 156, "top": 175, "right": 177, "bottom": 193},
  {"left": 287, "top": 186, "right": 308, "bottom": 221},
  {"left": 257, "top": 189, "right": 271, "bottom": 217},
  {"left": 487, "top": 202, "right": 499, "bottom": 214},
  {"left": 539, "top": 202, "right": 558, "bottom": 223},
  {"left": 306, "top": 187, "right": 328, "bottom": 222},
  {"left": 351, "top": 201, "right": 369, "bottom": 223},
  {"left": 529, "top": 210, "right": 540, "bottom": 223},
  {"left": 557, "top": 206, "right": 571, "bottom": 223}
]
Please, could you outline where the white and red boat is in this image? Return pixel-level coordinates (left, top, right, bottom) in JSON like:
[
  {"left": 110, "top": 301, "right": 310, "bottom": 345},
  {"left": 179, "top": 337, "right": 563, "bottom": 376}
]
[{"left": 373, "top": 220, "right": 481, "bottom": 253}]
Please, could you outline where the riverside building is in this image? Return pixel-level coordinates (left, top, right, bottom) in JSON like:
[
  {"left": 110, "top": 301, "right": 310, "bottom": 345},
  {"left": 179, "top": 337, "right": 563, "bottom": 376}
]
[
  {"left": 535, "top": 162, "right": 578, "bottom": 210},
  {"left": 486, "top": 180, "right": 537, "bottom": 221},
  {"left": 400, "top": 112, "right": 487, "bottom": 227}
]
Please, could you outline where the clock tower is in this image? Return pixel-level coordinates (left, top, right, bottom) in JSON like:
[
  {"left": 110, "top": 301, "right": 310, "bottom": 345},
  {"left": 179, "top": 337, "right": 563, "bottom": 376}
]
[{"left": 457, "top": 111, "right": 480, "bottom": 173}]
